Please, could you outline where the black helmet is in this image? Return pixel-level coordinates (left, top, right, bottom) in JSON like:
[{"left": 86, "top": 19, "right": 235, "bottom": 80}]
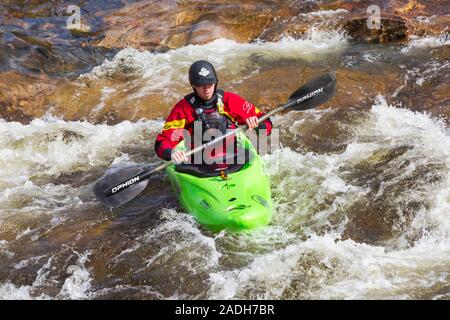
[{"left": 188, "top": 60, "right": 218, "bottom": 86}]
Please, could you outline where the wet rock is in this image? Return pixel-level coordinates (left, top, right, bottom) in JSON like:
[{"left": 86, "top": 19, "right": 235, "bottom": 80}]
[
  {"left": 340, "top": 143, "right": 445, "bottom": 246},
  {"left": 333, "top": 68, "right": 400, "bottom": 108},
  {"left": 67, "top": 22, "right": 95, "bottom": 38},
  {"left": 342, "top": 199, "right": 401, "bottom": 244},
  {"left": 0, "top": 71, "right": 56, "bottom": 122},
  {"left": 394, "top": 78, "right": 450, "bottom": 115},
  {"left": 35, "top": 62, "right": 402, "bottom": 125},
  {"left": 44, "top": 75, "right": 176, "bottom": 124},
  {"left": 263, "top": 0, "right": 446, "bottom": 44},
  {"left": 232, "top": 65, "right": 400, "bottom": 112},
  {"left": 0, "top": 0, "right": 448, "bottom": 124},
  {"left": 344, "top": 14, "right": 408, "bottom": 43},
  {"left": 98, "top": 0, "right": 276, "bottom": 50},
  {"left": 387, "top": 46, "right": 450, "bottom": 117},
  {"left": 226, "top": 62, "right": 307, "bottom": 111},
  {"left": 258, "top": 5, "right": 349, "bottom": 42},
  {"left": 408, "top": 15, "right": 450, "bottom": 38},
  {"left": 0, "top": 29, "right": 115, "bottom": 77},
  {"left": 320, "top": 0, "right": 449, "bottom": 41}
]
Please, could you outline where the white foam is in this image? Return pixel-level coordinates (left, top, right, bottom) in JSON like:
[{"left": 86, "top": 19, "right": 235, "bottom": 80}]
[
  {"left": 14, "top": 255, "right": 47, "bottom": 270},
  {"left": 90, "top": 284, "right": 166, "bottom": 299},
  {"left": 263, "top": 147, "right": 366, "bottom": 233},
  {"left": 87, "top": 33, "right": 347, "bottom": 99},
  {"left": 298, "top": 9, "right": 349, "bottom": 18},
  {"left": 402, "top": 35, "right": 450, "bottom": 53},
  {"left": 33, "top": 255, "right": 55, "bottom": 287},
  {"left": 0, "top": 280, "right": 51, "bottom": 300},
  {"left": 415, "top": 14, "right": 450, "bottom": 25},
  {"left": 0, "top": 283, "right": 36, "bottom": 300},
  {"left": 416, "top": 77, "right": 425, "bottom": 86},
  {"left": 0, "top": 240, "right": 15, "bottom": 259},
  {"left": 316, "top": 236, "right": 450, "bottom": 299},
  {"left": 349, "top": 97, "right": 450, "bottom": 236},
  {"left": 415, "top": 15, "right": 436, "bottom": 24},
  {"left": 141, "top": 209, "right": 222, "bottom": 272},
  {"left": 15, "top": 227, "right": 39, "bottom": 240},
  {"left": 340, "top": 100, "right": 450, "bottom": 295},
  {"left": 370, "top": 96, "right": 449, "bottom": 142},
  {"left": 209, "top": 231, "right": 450, "bottom": 299},
  {"left": 89, "top": 86, "right": 116, "bottom": 116},
  {"left": 0, "top": 59, "right": 448, "bottom": 300},
  {"left": 110, "top": 208, "right": 222, "bottom": 275},
  {"left": 0, "top": 117, "right": 161, "bottom": 182},
  {"left": 362, "top": 53, "right": 378, "bottom": 63},
  {"left": 57, "top": 251, "right": 92, "bottom": 300},
  {"left": 208, "top": 243, "right": 304, "bottom": 299},
  {"left": 217, "top": 97, "right": 450, "bottom": 299},
  {"left": 0, "top": 118, "right": 162, "bottom": 217}
]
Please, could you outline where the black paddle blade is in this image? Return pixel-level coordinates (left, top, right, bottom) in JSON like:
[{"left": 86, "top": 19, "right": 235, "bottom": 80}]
[
  {"left": 288, "top": 72, "right": 337, "bottom": 111},
  {"left": 94, "top": 164, "right": 150, "bottom": 208}
]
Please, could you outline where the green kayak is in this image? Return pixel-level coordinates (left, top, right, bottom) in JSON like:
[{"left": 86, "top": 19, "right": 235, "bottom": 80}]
[{"left": 166, "top": 132, "right": 273, "bottom": 232}]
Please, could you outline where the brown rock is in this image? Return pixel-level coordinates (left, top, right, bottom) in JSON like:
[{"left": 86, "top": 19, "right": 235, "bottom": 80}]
[
  {"left": 1, "top": 1, "right": 448, "bottom": 125},
  {"left": 320, "top": 0, "right": 449, "bottom": 41},
  {"left": 44, "top": 74, "right": 183, "bottom": 124},
  {"left": 0, "top": 71, "right": 56, "bottom": 122},
  {"left": 344, "top": 14, "right": 408, "bottom": 43},
  {"left": 97, "top": 0, "right": 276, "bottom": 50},
  {"left": 38, "top": 63, "right": 400, "bottom": 124},
  {"left": 225, "top": 62, "right": 307, "bottom": 110},
  {"left": 229, "top": 65, "right": 400, "bottom": 112}
]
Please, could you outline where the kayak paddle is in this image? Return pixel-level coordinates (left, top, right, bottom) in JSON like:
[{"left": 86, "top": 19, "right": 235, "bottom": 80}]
[{"left": 94, "top": 72, "right": 337, "bottom": 208}]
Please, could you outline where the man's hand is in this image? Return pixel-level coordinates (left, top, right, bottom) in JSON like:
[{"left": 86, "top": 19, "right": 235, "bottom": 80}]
[
  {"left": 246, "top": 116, "right": 259, "bottom": 130},
  {"left": 171, "top": 150, "right": 188, "bottom": 164}
]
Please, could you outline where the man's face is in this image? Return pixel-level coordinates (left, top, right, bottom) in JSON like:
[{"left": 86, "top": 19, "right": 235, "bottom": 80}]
[{"left": 194, "top": 83, "right": 215, "bottom": 101}]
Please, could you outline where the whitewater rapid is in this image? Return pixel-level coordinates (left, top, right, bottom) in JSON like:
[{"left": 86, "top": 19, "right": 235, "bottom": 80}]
[
  {"left": 209, "top": 97, "right": 450, "bottom": 299},
  {"left": 0, "top": 96, "right": 448, "bottom": 299},
  {"left": 0, "top": 19, "right": 449, "bottom": 299}
]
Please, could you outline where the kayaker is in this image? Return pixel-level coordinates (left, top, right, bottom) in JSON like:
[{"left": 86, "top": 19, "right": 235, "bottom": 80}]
[{"left": 154, "top": 60, "right": 272, "bottom": 172}]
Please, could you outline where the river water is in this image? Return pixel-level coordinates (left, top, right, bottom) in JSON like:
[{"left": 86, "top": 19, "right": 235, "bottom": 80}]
[{"left": 0, "top": 2, "right": 449, "bottom": 300}]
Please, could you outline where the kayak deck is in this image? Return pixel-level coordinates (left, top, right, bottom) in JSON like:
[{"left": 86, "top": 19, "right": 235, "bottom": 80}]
[{"left": 166, "top": 135, "right": 273, "bottom": 232}]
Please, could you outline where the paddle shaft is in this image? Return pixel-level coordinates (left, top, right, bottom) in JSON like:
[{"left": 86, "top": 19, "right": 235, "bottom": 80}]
[
  {"left": 104, "top": 79, "right": 329, "bottom": 198},
  {"left": 109, "top": 110, "right": 307, "bottom": 196},
  {"left": 106, "top": 125, "right": 247, "bottom": 197}
]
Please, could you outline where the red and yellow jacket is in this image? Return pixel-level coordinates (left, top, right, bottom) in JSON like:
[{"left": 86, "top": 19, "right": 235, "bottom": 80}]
[{"left": 155, "top": 91, "right": 272, "bottom": 160}]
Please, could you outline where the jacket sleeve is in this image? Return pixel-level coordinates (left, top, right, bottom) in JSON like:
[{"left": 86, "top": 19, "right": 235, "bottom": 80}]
[
  {"left": 154, "top": 102, "right": 189, "bottom": 160},
  {"left": 226, "top": 92, "right": 272, "bottom": 136}
]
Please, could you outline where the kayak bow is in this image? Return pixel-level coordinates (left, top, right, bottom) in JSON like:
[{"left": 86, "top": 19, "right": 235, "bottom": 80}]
[{"left": 166, "top": 132, "right": 273, "bottom": 231}]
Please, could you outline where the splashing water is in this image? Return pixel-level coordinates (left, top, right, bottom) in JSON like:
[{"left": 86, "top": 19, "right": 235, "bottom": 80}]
[{"left": 0, "top": 17, "right": 448, "bottom": 299}]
